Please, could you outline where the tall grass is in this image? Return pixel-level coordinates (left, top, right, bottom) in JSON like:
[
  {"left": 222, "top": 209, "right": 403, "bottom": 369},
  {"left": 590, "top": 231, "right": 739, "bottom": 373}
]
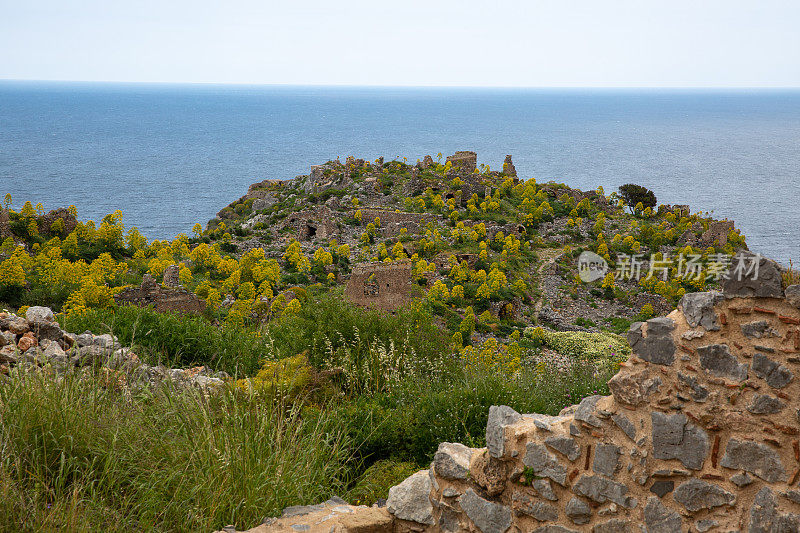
[{"left": 0, "top": 371, "right": 351, "bottom": 532}]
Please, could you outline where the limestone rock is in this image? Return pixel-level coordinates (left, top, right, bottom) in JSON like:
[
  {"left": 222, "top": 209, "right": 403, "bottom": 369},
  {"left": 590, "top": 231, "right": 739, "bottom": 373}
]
[
  {"left": 591, "top": 519, "right": 631, "bottom": 533},
  {"left": 749, "top": 487, "right": 800, "bottom": 533},
  {"left": 486, "top": 405, "right": 521, "bottom": 458},
  {"left": 672, "top": 479, "right": 735, "bottom": 512},
  {"left": 747, "top": 393, "right": 785, "bottom": 415},
  {"left": 751, "top": 352, "right": 793, "bottom": 389},
  {"left": 651, "top": 412, "right": 709, "bottom": 470},
  {"left": 627, "top": 318, "right": 676, "bottom": 366},
  {"left": 643, "top": 497, "right": 682, "bottom": 533},
  {"left": 573, "top": 395, "right": 604, "bottom": 427},
  {"left": 511, "top": 491, "right": 557, "bottom": 521},
  {"left": 695, "top": 519, "right": 719, "bottom": 532},
  {"left": 433, "top": 442, "right": 473, "bottom": 480},
  {"left": 531, "top": 526, "right": 579, "bottom": 533},
  {"left": 593, "top": 444, "right": 621, "bottom": 477},
  {"left": 523, "top": 442, "right": 567, "bottom": 486},
  {"left": 740, "top": 320, "right": 778, "bottom": 339},
  {"left": 785, "top": 284, "right": 800, "bottom": 308},
  {"left": 719, "top": 439, "right": 786, "bottom": 483},
  {"left": 608, "top": 367, "right": 661, "bottom": 406},
  {"left": 677, "top": 372, "right": 709, "bottom": 402},
  {"left": 565, "top": 497, "right": 591, "bottom": 525},
  {"left": 697, "top": 343, "right": 749, "bottom": 382},
  {"left": 544, "top": 436, "right": 581, "bottom": 462},
  {"left": 611, "top": 413, "right": 637, "bottom": 442},
  {"left": 722, "top": 252, "right": 783, "bottom": 299},
  {"left": 470, "top": 450, "right": 507, "bottom": 497},
  {"left": 386, "top": 470, "right": 434, "bottom": 525},
  {"left": 458, "top": 489, "right": 511, "bottom": 533},
  {"left": 25, "top": 306, "right": 55, "bottom": 325},
  {"left": 532, "top": 478, "right": 558, "bottom": 501},
  {"left": 730, "top": 472, "right": 754, "bottom": 487},
  {"left": 572, "top": 475, "right": 637, "bottom": 509},
  {"left": 680, "top": 291, "right": 723, "bottom": 330}
]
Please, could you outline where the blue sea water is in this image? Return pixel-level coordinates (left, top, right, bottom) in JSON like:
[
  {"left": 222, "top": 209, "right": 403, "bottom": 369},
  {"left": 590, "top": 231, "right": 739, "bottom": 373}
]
[{"left": 1, "top": 81, "right": 799, "bottom": 265}]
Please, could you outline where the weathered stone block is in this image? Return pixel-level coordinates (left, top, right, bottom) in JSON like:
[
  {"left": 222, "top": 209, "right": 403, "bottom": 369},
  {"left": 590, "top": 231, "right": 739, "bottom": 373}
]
[
  {"left": 746, "top": 393, "right": 785, "bottom": 415},
  {"left": 565, "top": 497, "right": 591, "bottom": 525},
  {"left": 611, "top": 413, "right": 637, "bottom": 442},
  {"left": 486, "top": 405, "right": 521, "bottom": 459},
  {"left": 511, "top": 490, "right": 558, "bottom": 521},
  {"left": 386, "top": 470, "right": 434, "bottom": 525},
  {"left": 433, "top": 442, "right": 473, "bottom": 480},
  {"left": 719, "top": 439, "right": 786, "bottom": 483},
  {"left": 593, "top": 443, "right": 621, "bottom": 477},
  {"left": 572, "top": 475, "right": 637, "bottom": 508},
  {"left": 643, "top": 497, "right": 682, "bottom": 533},
  {"left": 752, "top": 352, "right": 793, "bottom": 389},
  {"left": 458, "top": 489, "right": 512, "bottom": 533},
  {"left": 523, "top": 442, "right": 568, "bottom": 486},
  {"left": 680, "top": 291, "right": 723, "bottom": 330},
  {"left": 627, "top": 318, "right": 676, "bottom": 365},
  {"left": 651, "top": 412, "right": 709, "bottom": 470},
  {"left": 672, "top": 479, "right": 735, "bottom": 512},
  {"left": 722, "top": 252, "right": 783, "bottom": 299},
  {"left": 608, "top": 368, "right": 662, "bottom": 406},
  {"left": 544, "top": 436, "right": 581, "bottom": 462},
  {"left": 697, "top": 343, "right": 749, "bottom": 382}
]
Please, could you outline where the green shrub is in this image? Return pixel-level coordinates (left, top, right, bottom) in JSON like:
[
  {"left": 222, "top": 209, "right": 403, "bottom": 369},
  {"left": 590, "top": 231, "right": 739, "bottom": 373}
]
[
  {"left": 346, "top": 460, "right": 420, "bottom": 506},
  {"left": 540, "top": 330, "right": 630, "bottom": 366},
  {"left": 332, "top": 363, "right": 613, "bottom": 466},
  {"left": 618, "top": 184, "right": 657, "bottom": 213}
]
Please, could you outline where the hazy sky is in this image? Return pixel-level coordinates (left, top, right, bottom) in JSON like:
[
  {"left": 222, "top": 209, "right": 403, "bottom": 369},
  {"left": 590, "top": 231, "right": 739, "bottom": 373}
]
[{"left": 1, "top": 0, "right": 799, "bottom": 87}]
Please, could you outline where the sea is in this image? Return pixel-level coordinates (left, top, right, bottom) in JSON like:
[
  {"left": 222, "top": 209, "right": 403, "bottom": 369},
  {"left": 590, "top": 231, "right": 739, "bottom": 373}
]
[{"left": 1, "top": 81, "right": 799, "bottom": 265}]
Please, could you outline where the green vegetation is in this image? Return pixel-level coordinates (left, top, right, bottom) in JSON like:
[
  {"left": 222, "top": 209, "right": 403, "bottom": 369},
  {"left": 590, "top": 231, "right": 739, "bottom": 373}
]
[
  {"left": 0, "top": 155, "right": 751, "bottom": 530},
  {"left": 617, "top": 183, "right": 657, "bottom": 213},
  {"left": 0, "top": 372, "right": 351, "bottom": 532}
]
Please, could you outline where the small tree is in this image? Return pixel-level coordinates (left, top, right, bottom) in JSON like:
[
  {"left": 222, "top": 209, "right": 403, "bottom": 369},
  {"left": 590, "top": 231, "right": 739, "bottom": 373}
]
[{"left": 618, "top": 184, "right": 657, "bottom": 213}]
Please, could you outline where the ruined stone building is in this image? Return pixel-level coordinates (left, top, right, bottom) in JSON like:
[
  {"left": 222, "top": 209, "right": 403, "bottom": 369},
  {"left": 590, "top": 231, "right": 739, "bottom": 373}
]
[
  {"left": 344, "top": 261, "right": 417, "bottom": 311},
  {"left": 114, "top": 273, "right": 205, "bottom": 315}
]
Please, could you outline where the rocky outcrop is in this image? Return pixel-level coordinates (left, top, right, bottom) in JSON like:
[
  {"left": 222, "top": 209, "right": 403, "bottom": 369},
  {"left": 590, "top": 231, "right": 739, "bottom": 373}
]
[{"left": 237, "top": 259, "right": 800, "bottom": 532}]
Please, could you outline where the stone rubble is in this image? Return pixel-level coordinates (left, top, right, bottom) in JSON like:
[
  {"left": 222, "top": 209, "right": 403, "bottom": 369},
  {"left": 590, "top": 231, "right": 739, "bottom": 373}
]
[
  {"left": 226, "top": 257, "right": 800, "bottom": 532},
  {"left": 0, "top": 306, "right": 227, "bottom": 391}
]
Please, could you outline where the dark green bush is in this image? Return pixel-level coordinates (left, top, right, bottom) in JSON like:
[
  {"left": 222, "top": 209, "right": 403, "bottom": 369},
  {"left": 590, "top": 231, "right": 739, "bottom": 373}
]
[{"left": 618, "top": 183, "right": 657, "bottom": 212}]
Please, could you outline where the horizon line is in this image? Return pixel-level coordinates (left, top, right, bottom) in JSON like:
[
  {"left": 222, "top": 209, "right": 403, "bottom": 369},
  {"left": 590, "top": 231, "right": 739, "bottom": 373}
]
[{"left": 2, "top": 78, "right": 800, "bottom": 91}]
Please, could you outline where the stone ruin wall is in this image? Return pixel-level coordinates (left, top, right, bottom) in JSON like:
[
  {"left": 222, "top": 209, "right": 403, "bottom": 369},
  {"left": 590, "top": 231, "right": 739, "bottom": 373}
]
[
  {"left": 114, "top": 271, "right": 205, "bottom": 315},
  {"left": 380, "top": 255, "right": 800, "bottom": 533},
  {"left": 242, "top": 254, "right": 800, "bottom": 533},
  {"left": 344, "top": 261, "right": 416, "bottom": 312},
  {"left": 359, "top": 208, "right": 443, "bottom": 237}
]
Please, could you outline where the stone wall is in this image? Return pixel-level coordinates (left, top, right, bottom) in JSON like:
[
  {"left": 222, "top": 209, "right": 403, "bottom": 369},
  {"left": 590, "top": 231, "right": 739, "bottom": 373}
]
[
  {"left": 114, "top": 274, "right": 205, "bottom": 315},
  {"left": 359, "top": 208, "right": 443, "bottom": 236},
  {"left": 240, "top": 254, "right": 800, "bottom": 533},
  {"left": 380, "top": 256, "right": 800, "bottom": 533},
  {"left": 279, "top": 206, "right": 339, "bottom": 241},
  {"left": 344, "top": 261, "right": 416, "bottom": 311},
  {"left": 446, "top": 151, "right": 478, "bottom": 174},
  {"left": 0, "top": 208, "right": 9, "bottom": 240}
]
